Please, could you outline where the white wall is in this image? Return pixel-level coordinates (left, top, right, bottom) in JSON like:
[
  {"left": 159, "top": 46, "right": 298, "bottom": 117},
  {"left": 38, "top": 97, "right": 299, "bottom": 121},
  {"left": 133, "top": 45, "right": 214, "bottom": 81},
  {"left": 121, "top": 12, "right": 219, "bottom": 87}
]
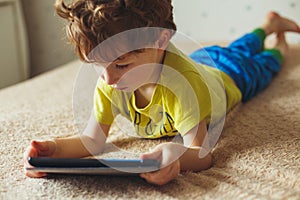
[
  {"left": 172, "top": 0, "right": 300, "bottom": 44},
  {"left": 22, "top": 0, "right": 76, "bottom": 76},
  {"left": 20, "top": 0, "right": 300, "bottom": 77}
]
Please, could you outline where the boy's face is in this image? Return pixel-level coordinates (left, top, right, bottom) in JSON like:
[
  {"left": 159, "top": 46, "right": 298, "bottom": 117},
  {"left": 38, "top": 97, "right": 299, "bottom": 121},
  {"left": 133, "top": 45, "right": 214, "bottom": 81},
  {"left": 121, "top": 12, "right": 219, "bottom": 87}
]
[{"left": 98, "top": 48, "right": 164, "bottom": 92}]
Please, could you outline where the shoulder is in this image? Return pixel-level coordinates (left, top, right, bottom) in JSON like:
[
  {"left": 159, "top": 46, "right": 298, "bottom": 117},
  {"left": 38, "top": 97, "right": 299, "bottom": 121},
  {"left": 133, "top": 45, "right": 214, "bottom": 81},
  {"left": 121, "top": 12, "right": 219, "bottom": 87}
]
[
  {"left": 163, "top": 43, "right": 198, "bottom": 73},
  {"left": 95, "top": 78, "right": 126, "bottom": 101},
  {"left": 95, "top": 78, "right": 113, "bottom": 94},
  {"left": 161, "top": 48, "right": 209, "bottom": 98}
]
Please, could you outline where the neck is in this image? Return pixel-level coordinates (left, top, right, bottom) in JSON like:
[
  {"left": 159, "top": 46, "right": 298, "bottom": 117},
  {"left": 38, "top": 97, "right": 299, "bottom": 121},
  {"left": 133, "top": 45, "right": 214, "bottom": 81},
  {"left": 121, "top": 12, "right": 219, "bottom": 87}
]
[
  {"left": 134, "top": 49, "right": 166, "bottom": 108},
  {"left": 138, "top": 49, "right": 165, "bottom": 90}
]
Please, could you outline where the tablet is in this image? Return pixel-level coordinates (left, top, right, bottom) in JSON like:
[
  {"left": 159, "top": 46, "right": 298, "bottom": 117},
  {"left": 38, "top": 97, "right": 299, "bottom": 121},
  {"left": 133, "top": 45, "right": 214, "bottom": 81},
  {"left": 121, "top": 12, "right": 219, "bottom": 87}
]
[{"left": 26, "top": 157, "right": 161, "bottom": 175}]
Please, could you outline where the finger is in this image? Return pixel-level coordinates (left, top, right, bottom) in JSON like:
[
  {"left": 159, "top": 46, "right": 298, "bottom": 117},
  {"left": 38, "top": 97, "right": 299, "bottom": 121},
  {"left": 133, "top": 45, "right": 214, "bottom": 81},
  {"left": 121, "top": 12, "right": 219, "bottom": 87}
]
[
  {"left": 141, "top": 160, "right": 180, "bottom": 186},
  {"left": 140, "top": 166, "right": 174, "bottom": 186},
  {"left": 25, "top": 169, "right": 47, "bottom": 178},
  {"left": 23, "top": 146, "right": 38, "bottom": 167},
  {"left": 140, "top": 171, "right": 169, "bottom": 186},
  {"left": 140, "top": 171, "right": 162, "bottom": 185},
  {"left": 31, "top": 140, "right": 49, "bottom": 151},
  {"left": 31, "top": 140, "right": 53, "bottom": 156},
  {"left": 24, "top": 161, "right": 47, "bottom": 178},
  {"left": 23, "top": 146, "right": 47, "bottom": 178}
]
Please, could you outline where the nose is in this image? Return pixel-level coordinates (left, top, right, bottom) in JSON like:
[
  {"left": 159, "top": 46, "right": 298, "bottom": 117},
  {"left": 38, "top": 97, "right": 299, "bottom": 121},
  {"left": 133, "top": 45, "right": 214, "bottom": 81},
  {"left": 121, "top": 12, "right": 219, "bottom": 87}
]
[{"left": 101, "top": 67, "right": 119, "bottom": 85}]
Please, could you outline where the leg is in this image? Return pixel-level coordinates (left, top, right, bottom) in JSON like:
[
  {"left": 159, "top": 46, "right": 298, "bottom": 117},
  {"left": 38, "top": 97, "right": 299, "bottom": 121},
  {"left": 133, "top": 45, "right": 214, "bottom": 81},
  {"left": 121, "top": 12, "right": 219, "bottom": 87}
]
[
  {"left": 269, "top": 32, "right": 288, "bottom": 58},
  {"left": 190, "top": 12, "right": 299, "bottom": 102},
  {"left": 242, "top": 33, "right": 287, "bottom": 101},
  {"left": 243, "top": 53, "right": 281, "bottom": 101},
  {"left": 228, "top": 11, "right": 300, "bottom": 57},
  {"left": 261, "top": 12, "right": 300, "bottom": 35},
  {"left": 227, "top": 31, "right": 265, "bottom": 58}
]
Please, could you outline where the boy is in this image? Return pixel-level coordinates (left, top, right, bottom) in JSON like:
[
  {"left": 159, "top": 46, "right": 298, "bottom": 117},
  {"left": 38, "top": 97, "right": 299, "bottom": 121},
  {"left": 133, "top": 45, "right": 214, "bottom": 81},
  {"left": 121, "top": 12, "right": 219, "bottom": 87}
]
[{"left": 24, "top": 0, "right": 300, "bottom": 186}]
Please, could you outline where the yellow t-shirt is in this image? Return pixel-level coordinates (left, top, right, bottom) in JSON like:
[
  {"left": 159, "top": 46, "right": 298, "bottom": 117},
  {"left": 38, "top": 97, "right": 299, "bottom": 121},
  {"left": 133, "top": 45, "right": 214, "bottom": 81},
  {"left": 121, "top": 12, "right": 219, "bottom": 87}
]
[{"left": 94, "top": 43, "right": 242, "bottom": 138}]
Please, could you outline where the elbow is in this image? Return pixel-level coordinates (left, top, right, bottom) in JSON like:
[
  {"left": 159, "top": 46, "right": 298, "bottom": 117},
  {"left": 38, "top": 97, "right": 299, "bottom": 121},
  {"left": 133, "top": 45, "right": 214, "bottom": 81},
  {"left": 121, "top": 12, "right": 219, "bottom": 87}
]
[
  {"left": 180, "top": 150, "right": 213, "bottom": 172},
  {"left": 202, "top": 152, "right": 213, "bottom": 170},
  {"left": 195, "top": 152, "right": 213, "bottom": 172},
  {"left": 198, "top": 147, "right": 213, "bottom": 170}
]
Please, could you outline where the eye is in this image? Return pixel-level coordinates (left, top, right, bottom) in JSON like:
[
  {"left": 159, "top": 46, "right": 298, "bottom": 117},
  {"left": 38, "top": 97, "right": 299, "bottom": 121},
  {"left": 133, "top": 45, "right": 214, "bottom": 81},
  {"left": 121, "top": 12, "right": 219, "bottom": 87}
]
[{"left": 115, "top": 64, "right": 129, "bottom": 69}]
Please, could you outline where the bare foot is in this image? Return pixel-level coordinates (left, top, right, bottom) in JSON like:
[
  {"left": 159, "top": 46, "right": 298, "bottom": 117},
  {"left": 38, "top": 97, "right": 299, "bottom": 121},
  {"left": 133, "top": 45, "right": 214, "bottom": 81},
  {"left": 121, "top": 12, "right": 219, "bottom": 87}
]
[
  {"left": 261, "top": 11, "right": 300, "bottom": 35},
  {"left": 272, "top": 33, "right": 288, "bottom": 57}
]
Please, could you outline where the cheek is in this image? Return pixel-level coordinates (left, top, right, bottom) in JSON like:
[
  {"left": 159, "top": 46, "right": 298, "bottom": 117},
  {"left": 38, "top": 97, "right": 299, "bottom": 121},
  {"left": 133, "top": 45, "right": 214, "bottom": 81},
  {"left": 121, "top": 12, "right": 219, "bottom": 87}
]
[
  {"left": 122, "top": 73, "right": 146, "bottom": 86},
  {"left": 121, "top": 66, "right": 149, "bottom": 81}
]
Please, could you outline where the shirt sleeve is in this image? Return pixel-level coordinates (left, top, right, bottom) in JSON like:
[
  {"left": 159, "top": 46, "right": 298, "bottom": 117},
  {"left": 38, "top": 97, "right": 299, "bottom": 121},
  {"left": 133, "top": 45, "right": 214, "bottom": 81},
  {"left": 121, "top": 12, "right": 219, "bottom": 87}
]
[
  {"left": 93, "top": 79, "right": 116, "bottom": 125},
  {"left": 165, "top": 70, "right": 225, "bottom": 136},
  {"left": 177, "top": 71, "right": 210, "bottom": 135}
]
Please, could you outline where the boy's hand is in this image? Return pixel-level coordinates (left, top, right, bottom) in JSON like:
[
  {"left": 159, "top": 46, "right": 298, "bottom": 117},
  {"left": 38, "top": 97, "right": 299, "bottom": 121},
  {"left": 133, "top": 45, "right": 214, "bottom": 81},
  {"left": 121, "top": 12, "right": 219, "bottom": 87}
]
[
  {"left": 140, "top": 143, "right": 182, "bottom": 186},
  {"left": 23, "top": 140, "right": 56, "bottom": 178}
]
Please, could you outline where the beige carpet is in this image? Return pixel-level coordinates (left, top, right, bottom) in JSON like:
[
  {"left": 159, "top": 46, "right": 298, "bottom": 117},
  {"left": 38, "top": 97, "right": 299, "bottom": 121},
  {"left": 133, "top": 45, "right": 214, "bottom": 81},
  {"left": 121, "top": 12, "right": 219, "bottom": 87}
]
[{"left": 0, "top": 45, "right": 299, "bottom": 200}]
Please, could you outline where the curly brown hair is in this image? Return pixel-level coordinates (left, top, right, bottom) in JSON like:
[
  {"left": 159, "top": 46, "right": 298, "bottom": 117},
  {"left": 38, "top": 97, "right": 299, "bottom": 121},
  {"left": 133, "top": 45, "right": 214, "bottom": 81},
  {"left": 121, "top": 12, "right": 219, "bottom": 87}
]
[{"left": 55, "top": 0, "right": 177, "bottom": 62}]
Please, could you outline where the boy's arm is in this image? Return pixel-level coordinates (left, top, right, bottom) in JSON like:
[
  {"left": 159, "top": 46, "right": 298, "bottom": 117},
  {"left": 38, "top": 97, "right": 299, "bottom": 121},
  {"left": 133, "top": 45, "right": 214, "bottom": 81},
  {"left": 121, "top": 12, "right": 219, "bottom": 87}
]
[
  {"left": 140, "top": 119, "right": 212, "bottom": 185},
  {"left": 24, "top": 113, "right": 110, "bottom": 177},
  {"left": 52, "top": 113, "right": 110, "bottom": 158},
  {"left": 180, "top": 119, "right": 212, "bottom": 171}
]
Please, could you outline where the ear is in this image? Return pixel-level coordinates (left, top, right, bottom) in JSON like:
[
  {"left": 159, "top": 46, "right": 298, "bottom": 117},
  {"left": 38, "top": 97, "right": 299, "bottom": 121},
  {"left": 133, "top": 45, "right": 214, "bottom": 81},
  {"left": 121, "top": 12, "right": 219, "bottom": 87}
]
[{"left": 156, "top": 30, "right": 171, "bottom": 50}]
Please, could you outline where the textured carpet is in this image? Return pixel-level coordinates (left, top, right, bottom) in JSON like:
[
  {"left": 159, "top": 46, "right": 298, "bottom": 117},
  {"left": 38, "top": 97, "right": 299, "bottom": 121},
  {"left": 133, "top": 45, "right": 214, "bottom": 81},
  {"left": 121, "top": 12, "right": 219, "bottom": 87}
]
[{"left": 0, "top": 45, "right": 299, "bottom": 200}]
